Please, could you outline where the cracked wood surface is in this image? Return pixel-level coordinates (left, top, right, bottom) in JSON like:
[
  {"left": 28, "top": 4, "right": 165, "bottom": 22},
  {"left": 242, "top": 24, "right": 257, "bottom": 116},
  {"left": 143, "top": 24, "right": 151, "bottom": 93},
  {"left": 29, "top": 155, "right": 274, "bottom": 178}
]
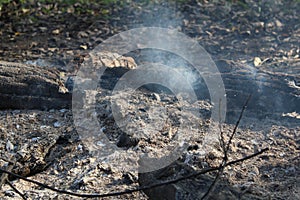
[{"left": 0, "top": 61, "right": 71, "bottom": 110}]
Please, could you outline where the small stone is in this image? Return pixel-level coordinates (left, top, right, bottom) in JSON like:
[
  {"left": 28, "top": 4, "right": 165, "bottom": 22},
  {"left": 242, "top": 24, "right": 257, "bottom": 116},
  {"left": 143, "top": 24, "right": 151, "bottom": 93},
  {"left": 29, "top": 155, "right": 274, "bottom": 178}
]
[
  {"left": 98, "top": 163, "right": 113, "bottom": 174},
  {"left": 89, "top": 157, "right": 97, "bottom": 164}
]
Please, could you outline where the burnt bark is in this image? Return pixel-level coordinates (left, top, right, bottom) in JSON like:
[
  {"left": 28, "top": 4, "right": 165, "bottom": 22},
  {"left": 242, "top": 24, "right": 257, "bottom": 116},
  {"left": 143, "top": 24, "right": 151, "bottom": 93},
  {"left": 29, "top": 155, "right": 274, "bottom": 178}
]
[
  {"left": 215, "top": 61, "right": 300, "bottom": 124},
  {"left": 0, "top": 61, "right": 71, "bottom": 110}
]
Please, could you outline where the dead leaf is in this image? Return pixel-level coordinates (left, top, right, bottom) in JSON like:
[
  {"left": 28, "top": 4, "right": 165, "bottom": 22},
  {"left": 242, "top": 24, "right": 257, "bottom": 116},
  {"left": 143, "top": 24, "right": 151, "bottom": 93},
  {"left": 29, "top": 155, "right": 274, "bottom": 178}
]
[
  {"left": 52, "top": 29, "right": 60, "bottom": 35},
  {"left": 48, "top": 48, "right": 58, "bottom": 52},
  {"left": 275, "top": 19, "right": 283, "bottom": 27},
  {"left": 22, "top": 8, "right": 30, "bottom": 14},
  {"left": 59, "top": 72, "right": 65, "bottom": 78},
  {"left": 252, "top": 22, "right": 264, "bottom": 28},
  {"left": 282, "top": 112, "right": 300, "bottom": 119},
  {"left": 58, "top": 82, "right": 69, "bottom": 94},
  {"left": 254, "top": 57, "right": 262, "bottom": 67},
  {"left": 80, "top": 45, "right": 88, "bottom": 50}
]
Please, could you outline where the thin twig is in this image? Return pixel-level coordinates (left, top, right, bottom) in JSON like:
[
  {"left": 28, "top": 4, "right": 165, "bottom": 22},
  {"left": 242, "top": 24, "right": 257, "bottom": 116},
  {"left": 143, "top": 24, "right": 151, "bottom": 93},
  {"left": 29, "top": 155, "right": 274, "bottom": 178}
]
[
  {"left": 201, "top": 98, "right": 227, "bottom": 200},
  {"left": 218, "top": 98, "right": 226, "bottom": 154},
  {"left": 200, "top": 165, "right": 224, "bottom": 200},
  {"left": 0, "top": 148, "right": 268, "bottom": 198},
  {"left": 0, "top": 156, "right": 15, "bottom": 165},
  {"left": 201, "top": 95, "right": 251, "bottom": 200},
  {"left": 226, "top": 148, "right": 268, "bottom": 166},
  {"left": 0, "top": 158, "right": 26, "bottom": 199},
  {"left": 225, "top": 95, "right": 251, "bottom": 153},
  {"left": 226, "top": 95, "right": 251, "bottom": 152},
  {"left": 0, "top": 163, "right": 13, "bottom": 189},
  {"left": 6, "top": 180, "right": 27, "bottom": 200}
]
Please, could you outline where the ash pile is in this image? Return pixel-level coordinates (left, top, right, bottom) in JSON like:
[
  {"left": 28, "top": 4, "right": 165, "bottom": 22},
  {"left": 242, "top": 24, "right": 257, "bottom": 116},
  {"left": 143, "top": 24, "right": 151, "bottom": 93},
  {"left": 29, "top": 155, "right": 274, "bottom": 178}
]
[
  {"left": 71, "top": 50, "right": 233, "bottom": 199},
  {"left": 72, "top": 50, "right": 215, "bottom": 171}
]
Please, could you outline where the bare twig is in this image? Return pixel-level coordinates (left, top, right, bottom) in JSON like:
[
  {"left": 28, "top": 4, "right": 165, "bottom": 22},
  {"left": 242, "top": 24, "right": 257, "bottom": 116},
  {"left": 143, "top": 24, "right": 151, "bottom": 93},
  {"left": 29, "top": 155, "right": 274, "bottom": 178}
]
[
  {"left": 0, "top": 148, "right": 268, "bottom": 199},
  {"left": 6, "top": 180, "right": 27, "bottom": 200},
  {"left": 201, "top": 98, "right": 227, "bottom": 200},
  {"left": 0, "top": 163, "right": 13, "bottom": 189},
  {"left": 201, "top": 95, "right": 251, "bottom": 200},
  {"left": 218, "top": 98, "right": 226, "bottom": 154},
  {"left": 225, "top": 95, "right": 251, "bottom": 153},
  {"left": 226, "top": 148, "right": 268, "bottom": 166},
  {"left": 0, "top": 156, "right": 15, "bottom": 165},
  {"left": 0, "top": 158, "right": 26, "bottom": 199}
]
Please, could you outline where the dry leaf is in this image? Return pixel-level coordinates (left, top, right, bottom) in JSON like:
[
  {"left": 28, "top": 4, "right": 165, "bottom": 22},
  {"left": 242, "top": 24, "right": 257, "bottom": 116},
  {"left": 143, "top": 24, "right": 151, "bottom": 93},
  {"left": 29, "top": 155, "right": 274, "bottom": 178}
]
[
  {"left": 80, "top": 45, "right": 88, "bottom": 50},
  {"left": 48, "top": 48, "right": 58, "bottom": 52},
  {"left": 253, "top": 57, "right": 262, "bottom": 67},
  {"left": 275, "top": 19, "right": 283, "bottom": 27},
  {"left": 22, "top": 8, "right": 30, "bottom": 13},
  {"left": 52, "top": 29, "right": 60, "bottom": 34}
]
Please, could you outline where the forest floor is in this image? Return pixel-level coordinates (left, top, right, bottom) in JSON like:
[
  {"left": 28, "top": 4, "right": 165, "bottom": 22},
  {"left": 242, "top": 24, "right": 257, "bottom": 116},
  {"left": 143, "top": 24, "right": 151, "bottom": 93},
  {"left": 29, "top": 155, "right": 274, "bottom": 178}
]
[{"left": 0, "top": 0, "right": 299, "bottom": 199}]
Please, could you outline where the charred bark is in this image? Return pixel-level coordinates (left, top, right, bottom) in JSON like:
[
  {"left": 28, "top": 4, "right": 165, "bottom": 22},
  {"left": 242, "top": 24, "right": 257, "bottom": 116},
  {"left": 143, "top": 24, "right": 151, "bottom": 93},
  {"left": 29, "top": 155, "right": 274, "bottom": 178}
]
[{"left": 0, "top": 61, "right": 71, "bottom": 110}]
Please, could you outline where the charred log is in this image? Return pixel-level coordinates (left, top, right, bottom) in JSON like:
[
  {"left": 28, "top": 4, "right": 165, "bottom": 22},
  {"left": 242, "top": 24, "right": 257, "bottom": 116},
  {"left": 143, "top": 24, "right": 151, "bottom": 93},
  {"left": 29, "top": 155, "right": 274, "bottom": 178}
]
[{"left": 0, "top": 61, "right": 71, "bottom": 110}]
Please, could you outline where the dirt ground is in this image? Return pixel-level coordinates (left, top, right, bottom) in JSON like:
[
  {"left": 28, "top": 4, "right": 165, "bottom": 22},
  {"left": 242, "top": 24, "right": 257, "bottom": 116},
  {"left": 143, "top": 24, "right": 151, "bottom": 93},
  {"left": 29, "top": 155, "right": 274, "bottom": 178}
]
[{"left": 0, "top": 0, "right": 299, "bottom": 199}]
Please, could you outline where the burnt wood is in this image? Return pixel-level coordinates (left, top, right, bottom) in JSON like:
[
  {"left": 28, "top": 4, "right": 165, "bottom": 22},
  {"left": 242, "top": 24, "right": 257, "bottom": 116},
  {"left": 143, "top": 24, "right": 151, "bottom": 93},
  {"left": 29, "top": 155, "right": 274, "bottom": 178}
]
[{"left": 0, "top": 61, "right": 71, "bottom": 110}]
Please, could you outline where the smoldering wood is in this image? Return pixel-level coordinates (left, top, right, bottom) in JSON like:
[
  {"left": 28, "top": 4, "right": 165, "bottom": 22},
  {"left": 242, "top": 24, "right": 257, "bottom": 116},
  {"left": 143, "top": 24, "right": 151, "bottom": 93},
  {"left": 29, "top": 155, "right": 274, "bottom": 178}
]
[
  {"left": 216, "top": 61, "right": 300, "bottom": 123},
  {"left": 0, "top": 52, "right": 137, "bottom": 110},
  {"left": 0, "top": 61, "right": 71, "bottom": 110}
]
